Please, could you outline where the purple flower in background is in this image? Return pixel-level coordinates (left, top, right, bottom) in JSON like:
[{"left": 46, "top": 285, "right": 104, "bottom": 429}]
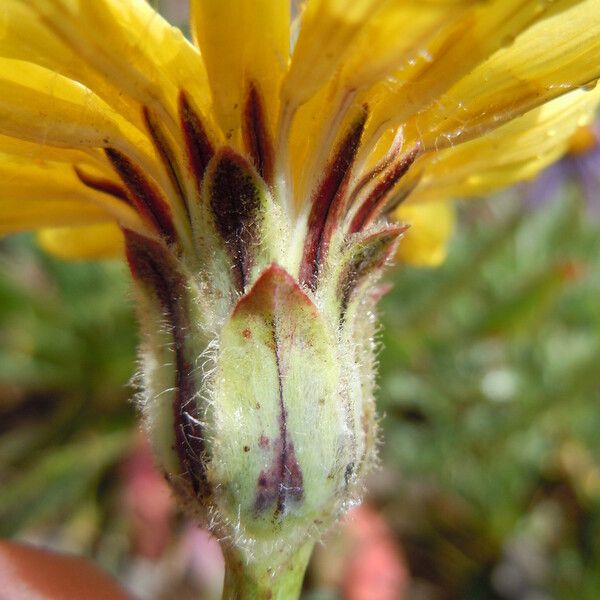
[
  {"left": 525, "top": 123, "right": 600, "bottom": 217},
  {"left": 158, "top": 0, "right": 189, "bottom": 25}
]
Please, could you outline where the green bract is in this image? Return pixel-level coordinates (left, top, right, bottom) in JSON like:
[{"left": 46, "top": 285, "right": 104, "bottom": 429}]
[{"left": 127, "top": 148, "right": 399, "bottom": 593}]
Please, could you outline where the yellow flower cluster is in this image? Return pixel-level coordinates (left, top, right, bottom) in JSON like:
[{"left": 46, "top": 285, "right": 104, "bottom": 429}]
[{"left": 0, "top": 1, "right": 599, "bottom": 266}]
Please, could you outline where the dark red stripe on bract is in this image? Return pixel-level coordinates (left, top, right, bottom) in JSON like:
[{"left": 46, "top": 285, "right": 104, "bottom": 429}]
[
  {"left": 349, "top": 145, "right": 420, "bottom": 234},
  {"left": 106, "top": 148, "right": 177, "bottom": 245},
  {"left": 242, "top": 82, "right": 274, "bottom": 184},
  {"left": 346, "top": 132, "right": 404, "bottom": 210},
  {"left": 124, "top": 230, "right": 209, "bottom": 498},
  {"left": 299, "top": 108, "right": 367, "bottom": 292},
  {"left": 74, "top": 165, "right": 129, "bottom": 203},
  {"left": 382, "top": 170, "right": 423, "bottom": 217},
  {"left": 179, "top": 91, "right": 215, "bottom": 191},
  {"left": 338, "top": 225, "right": 405, "bottom": 321},
  {"left": 206, "top": 149, "right": 263, "bottom": 292}
]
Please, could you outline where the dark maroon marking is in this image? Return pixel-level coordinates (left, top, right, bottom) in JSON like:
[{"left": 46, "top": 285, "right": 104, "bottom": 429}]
[
  {"left": 74, "top": 165, "right": 129, "bottom": 202},
  {"left": 338, "top": 225, "right": 405, "bottom": 322},
  {"left": 382, "top": 172, "right": 423, "bottom": 216},
  {"left": 344, "top": 462, "right": 355, "bottom": 487},
  {"left": 179, "top": 91, "right": 215, "bottom": 191},
  {"left": 254, "top": 340, "right": 304, "bottom": 522},
  {"left": 124, "top": 230, "right": 209, "bottom": 498},
  {"left": 207, "top": 149, "right": 264, "bottom": 292},
  {"left": 242, "top": 82, "right": 274, "bottom": 184},
  {"left": 349, "top": 145, "right": 420, "bottom": 234},
  {"left": 254, "top": 433, "right": 303, "bottom": 518},
  {"left": 143, "top": 106, "right": 190, "bottom": 220},
  {"left": 346, "top": 147, "right": 400, "bottom": 213},
  {"left": 106, "top": 148, "right": 177, "bottom": 244},
  {"left": 273, "top": 325, "right": 303, "bottom": 518},
  {"left": 124, "top": 229, "right": 178, "bottom": 307},
  {"left": 299, "top": 107, "right": 368, "bottom": 292}
]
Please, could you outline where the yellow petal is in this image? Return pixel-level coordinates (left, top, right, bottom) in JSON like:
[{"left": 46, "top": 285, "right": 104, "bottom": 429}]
[
  {"left": 24, "top": 0, "right": 212, "bottom": 122},
  {"left": 409, "top": 0, "right": 600, "bottom": 149},
  {"left": 286, "top": 0, "right": 554, "bottom": 201},
  {"left": 191, "top": 0, "right": 290, "bottom": 141},
  {"left": 568, "top": 125, "right": 599, "bottom": 156},
  {"left": 0, "top": 57, "right": 161, "bottom": 186},
  {"left": 0, "top": 0, "right": 143, "bottom": 128},
  {"left": 0, "top": 134, "right": 102, "bottom": 166},
  {"left": 287, "top": 84, "right": 353, "bottom": 206},
  {"left": 393, "top": 201, "right": 456, "bottom": 267},
  {"left": 0, "top": 153, "right": 143, "bottom": 234},
  {"left": 37, "top": 222, "right": 124, "bottom": 260},
  {"left": 282, "top": 0, "right": 381, "bottom": 110},
  {"left": 361, "top": 0, "right": 555, "bottom": 138},
  {"left": 340, "top": 1, "right": 474, "bottom": 92},
  {"left": 411, "top": 85, "right": 600, "bottom": 201},
  {"left": 0, "top": 58, "right": 151, "bottom": 156},
  {"left": 1, "top": 198, "right": 110, "bottom": 236}
]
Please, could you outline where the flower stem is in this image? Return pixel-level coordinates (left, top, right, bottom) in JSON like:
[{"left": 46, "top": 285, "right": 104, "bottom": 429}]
[{"left": 221, "top": 542, "right": 314, "bottom": 600}]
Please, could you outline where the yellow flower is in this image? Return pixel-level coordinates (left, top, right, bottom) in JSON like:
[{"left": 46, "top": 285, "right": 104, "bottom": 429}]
[
  {"left": 2, "top": 1, "right": 600, "bottom": 596},
  {"left": 395, "top": 201, "right": 456, "bottom": 267},
  {"left": 0, "top": 0, "right": 598, "bottom": 263}
]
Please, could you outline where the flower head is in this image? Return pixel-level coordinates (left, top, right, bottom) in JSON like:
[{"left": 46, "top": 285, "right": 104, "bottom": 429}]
[
  {"left": 1, "top": 0, "right": 600, "bottom": 593},
  {"left": 1, "top": 1, "right": 598, "bottom": 255}
]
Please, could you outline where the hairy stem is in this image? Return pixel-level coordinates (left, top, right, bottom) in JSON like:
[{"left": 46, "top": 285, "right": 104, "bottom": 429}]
[{"left": 221, "top": 542, "right": 314, "bottom": 600}]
